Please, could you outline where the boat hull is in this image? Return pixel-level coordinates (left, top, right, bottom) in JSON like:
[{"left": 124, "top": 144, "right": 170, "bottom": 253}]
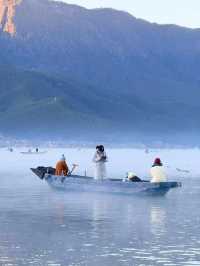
[
  {"left": 21, "top": 151, "right": 47, "bottom": 155},
  {"left": 44, "top": 174, "right": 181, "bottom": 196}
]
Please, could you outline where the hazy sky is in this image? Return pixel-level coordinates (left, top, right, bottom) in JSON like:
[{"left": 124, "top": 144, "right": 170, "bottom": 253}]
[{"left": 60, "top": 0, "right": 200, "bottom": 28}]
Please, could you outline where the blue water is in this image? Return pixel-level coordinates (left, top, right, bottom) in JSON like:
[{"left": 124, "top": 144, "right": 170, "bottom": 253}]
[{"left": 0, "top": 148, "right": 200, "bottom": 266}]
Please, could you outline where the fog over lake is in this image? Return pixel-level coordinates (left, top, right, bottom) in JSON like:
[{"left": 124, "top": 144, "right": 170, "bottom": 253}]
[{"left": 0, "top": 148, "right": 199, "bottom": 266}]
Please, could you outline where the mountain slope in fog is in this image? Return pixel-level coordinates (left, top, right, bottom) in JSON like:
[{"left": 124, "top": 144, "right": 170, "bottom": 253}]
[{"left": 0, "top": 0, "right": 200, "bottom": 139}]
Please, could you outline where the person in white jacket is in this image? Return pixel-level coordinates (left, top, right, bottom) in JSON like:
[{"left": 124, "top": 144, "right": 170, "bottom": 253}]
[
  {"left": 150, "top": 158, "right": 167, "bottom": 183},
  {"left": 93, "top": 145, "right": 107, "bottom": 180}
]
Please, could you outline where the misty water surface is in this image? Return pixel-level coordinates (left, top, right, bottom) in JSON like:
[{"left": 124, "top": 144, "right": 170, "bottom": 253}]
[{"left": 0, "top": 148, "right": 199, "bottom": 266}]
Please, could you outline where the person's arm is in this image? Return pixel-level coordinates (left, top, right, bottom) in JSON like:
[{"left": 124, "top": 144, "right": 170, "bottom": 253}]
[
  {"left": 55, "top": 162, "right": 59, "bottom": 175},
  {"left": 93, "top": 152, "right": 101, "bottom": 162},
  {"left": 103, "top": 152, "right": 108, "bottom": 162},
  {"left": 63, "top": 161, "right": 69, "bottom": 176},
  {"left": 98, "top": 152, "right": 107, "bottom": 162},
  {"left": 92, "top": 153, "right": 96, "bottom": 162}
]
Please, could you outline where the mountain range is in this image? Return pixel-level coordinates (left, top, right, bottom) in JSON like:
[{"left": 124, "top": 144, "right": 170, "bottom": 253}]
[{"left": 0, "top": 0, "right": 200, "bottom": 142}]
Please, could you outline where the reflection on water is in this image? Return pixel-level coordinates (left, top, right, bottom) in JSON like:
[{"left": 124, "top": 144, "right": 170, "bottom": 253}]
[
  {"left": 150, "top": 206, "right": 166, "bottom": 237},
  {"left": 0, "top": 148, "right": 200, "bottom": 265},
  {"left": 0, "top": 181, "right": 199, "bottom": 266}
]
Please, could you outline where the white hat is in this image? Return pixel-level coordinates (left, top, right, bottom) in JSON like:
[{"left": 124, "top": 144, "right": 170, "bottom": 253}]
[
  {"left": 60, "top": 154, "right": 66, "bottom": 161},
  {"left": 128, "top": 172, "right": 136, "bottom": 179}
]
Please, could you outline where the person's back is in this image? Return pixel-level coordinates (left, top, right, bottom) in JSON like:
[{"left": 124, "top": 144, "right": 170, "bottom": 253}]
[
  {"left": 55, "top": 155, "right": 69, "bottom": 176},
  {"left": 150, "top": 158, "right": 167, "bottom": 183}
]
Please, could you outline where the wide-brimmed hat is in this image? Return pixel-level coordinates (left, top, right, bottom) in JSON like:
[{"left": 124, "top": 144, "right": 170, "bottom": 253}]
[{"left": 128, "top": 172, "right": 136, "bottom": 179}]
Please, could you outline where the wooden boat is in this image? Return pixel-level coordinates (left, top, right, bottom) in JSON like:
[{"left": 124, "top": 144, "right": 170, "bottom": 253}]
[
  {"left": 21, "top": 151, "right": 47, "bottom": 155},
  {"left": 31, "top": 167, "right": 181, "bottom": 196}
]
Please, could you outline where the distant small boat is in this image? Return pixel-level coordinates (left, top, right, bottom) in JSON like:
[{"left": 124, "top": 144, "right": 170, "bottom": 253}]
[
  {"left": 176, "top": 168, "right": 190, "bottom": 174},
  {"left": 21, "top": 151, "right": 47, "bottom": 155},
  {"left": 31, "top": 167, "right": 181, "bottom": 197}
]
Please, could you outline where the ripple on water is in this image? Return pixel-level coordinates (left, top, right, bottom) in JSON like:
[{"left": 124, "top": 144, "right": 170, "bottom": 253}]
[{"left": 181, "top": 262, "right": 200, "bottom": 265}]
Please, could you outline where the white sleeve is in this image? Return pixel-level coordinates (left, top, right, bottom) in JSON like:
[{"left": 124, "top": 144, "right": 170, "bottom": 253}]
[{"left": 93, "top": 152, "right": 100, "bottom": 162}]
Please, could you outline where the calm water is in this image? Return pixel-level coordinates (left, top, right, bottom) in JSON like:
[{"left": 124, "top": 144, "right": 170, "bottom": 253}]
[{"left": 0, "top": 148, "right": 200, "bottom": 266}]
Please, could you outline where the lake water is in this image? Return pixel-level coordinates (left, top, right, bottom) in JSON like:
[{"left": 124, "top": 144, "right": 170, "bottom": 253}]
[{"left": 0, "top": 148, "right": 200, "bottom": 266}]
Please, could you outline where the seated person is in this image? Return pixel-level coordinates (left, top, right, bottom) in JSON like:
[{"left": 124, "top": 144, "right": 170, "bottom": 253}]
[
  {"left": 150, "top": 158, "right": 167, "bottom": 183},
  {"left": 127, "top": 172, "right": 142, "bottom": 182},
  {"left": 55, "top": 154, "right": 69, "bottom": 176}
]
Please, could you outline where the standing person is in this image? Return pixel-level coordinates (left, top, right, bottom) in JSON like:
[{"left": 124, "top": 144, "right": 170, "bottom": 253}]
[
  {"left": 150, "top": 158, "right": 167, "bottom": 183},
  {"left": 55, "top": 154, "right": 69, "bottom": 176},
  {"left": 93, "top": 145, "right": 107, "bottom": 180}
]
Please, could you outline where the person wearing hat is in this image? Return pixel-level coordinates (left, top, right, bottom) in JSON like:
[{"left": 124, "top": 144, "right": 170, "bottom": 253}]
[
  {"left": 93, "top": 145, "right": 107, "bottom": 180},
  {"left": 55, "top": 154, "right": 69, "bottom": 176},
  {"left": 150, "top": 158, "right": 167, "bottom": 183},
  {"left": 127, "top": 172, "right": 142, "bottom": 182}
]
